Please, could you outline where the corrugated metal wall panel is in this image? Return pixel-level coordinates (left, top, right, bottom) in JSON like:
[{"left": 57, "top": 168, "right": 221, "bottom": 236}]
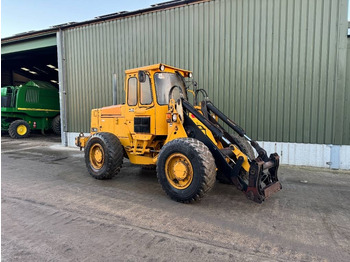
[
  {"left": 63, "top": 0, "right": 349, "bottom": 145},
  {"left": 345, "top": 38, "right": 350, "bottom": 146}
]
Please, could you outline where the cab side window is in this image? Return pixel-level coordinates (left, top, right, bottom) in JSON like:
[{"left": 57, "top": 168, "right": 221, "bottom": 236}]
[
  {"left": 128, "top": 77, "right": 137, "bottom": 106},
  {"left": 140, "top": 75, "right": 152, "bottom": 105}
]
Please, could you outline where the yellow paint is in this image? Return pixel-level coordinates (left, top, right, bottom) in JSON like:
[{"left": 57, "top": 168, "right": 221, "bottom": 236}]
[
  {"left": 89, "top": 144, "right": 104, "bottom": 169},
  {"left": 188, "top": 112, "right": 217, "bottom": 145},
  {"left": 100, "top": 105, "right": 122, "bottom": 115},
  {"left": 124, "top": 63, "right": 191, "bottom": 76},
  {"left": 165, "top": 153, "right": 193, "bottom": 189},
  {"left": 75, "top": 136, "right": 89, "bottom": 148},
  {"left": 17, "top": 124, "right": 27, "bottom": 136},
  {"left": 127, "top": 154, "right": 156, "bottom": 165},
  {"left": 17, "top": 108, "right": 60, "bottom": 112},
  {"left": 230, "top": 145, "right": 250, "bottom": 172}
]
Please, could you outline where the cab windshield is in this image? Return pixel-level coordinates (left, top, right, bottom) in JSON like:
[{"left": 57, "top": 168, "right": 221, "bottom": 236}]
[{"left": 154, "top": 72, "right": 187, "bottom": 105}]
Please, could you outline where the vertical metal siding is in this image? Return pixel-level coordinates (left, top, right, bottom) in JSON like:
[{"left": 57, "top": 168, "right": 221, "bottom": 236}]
[
  {"left": 345, "top": 37, "right": 350, "bottom": 145},
  {"left": 63, "top": 0, "right": 349, "bottom": 145}
]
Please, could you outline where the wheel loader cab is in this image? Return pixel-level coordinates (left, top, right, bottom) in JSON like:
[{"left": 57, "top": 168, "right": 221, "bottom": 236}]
[{"left": 124, "top": 64, "right": 190, "bottom": 137}]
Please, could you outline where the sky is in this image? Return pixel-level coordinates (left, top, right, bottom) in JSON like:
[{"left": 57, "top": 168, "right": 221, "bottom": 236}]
[
  {"left": 1, "top": 0, "right": 350, "bottom": 38},
  {"left": 1, "top": 0, "right": 159, "bottom": 38}
]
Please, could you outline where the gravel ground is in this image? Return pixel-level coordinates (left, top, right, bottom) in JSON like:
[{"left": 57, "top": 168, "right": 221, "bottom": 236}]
[{"left": 1, "top": 134, "right": 350, "bottom": 261}]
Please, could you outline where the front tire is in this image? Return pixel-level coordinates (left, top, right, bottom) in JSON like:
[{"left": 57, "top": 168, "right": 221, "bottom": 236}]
[
  {"left": 157, "top": 138, "right": 216, "bottom": 203},
  {"left": 230, "top": 133, "right": 255, "bottom": 160},
  {"left": 84, "top": 132, "right": 123, "bottom": 180},
  {"left": 8, "top": 120, "right": 30, "bottom": 139},
  {"left": 216, "top": 133, "right": 255, "bottom": 184}
]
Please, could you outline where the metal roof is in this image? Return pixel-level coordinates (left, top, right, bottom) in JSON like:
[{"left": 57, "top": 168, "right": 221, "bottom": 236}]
[{"left": 1, "top": 0, "right": 206, "bottom": 44}]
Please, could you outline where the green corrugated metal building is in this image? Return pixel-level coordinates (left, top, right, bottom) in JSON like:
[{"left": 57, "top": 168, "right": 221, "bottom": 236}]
[{"left": 2, "top": 0, "right": 350, "bottom": 169}]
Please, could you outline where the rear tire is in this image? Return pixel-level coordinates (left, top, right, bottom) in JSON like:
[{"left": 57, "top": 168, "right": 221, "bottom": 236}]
[
  {"left": 51, "top": 115, "right": 61, "bottom": 135},
  {"left": 84, "top": 132, "right": 123, "bottom": 180},
  {"left": 8, "top": 120, "right": 30, "bottom": 139},
  {"left": 157, "top": 138, "right": 216, "bottom": 203}
]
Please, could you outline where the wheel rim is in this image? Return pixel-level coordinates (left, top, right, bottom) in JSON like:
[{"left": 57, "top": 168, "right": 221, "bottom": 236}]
[
  {"left": 165, "top": 153, "right": 193, "bottom": 189},
  {"left": 17, "top": 124, "right": 27, "bottom": 136},
  {"left": 89, "top": 144, "right": 105, "bottom": 169}
]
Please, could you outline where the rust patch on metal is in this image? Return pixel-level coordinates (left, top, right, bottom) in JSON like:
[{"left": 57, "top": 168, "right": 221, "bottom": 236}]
[{"left": 264, "top": 182, "right": 282, "bottom": 199}]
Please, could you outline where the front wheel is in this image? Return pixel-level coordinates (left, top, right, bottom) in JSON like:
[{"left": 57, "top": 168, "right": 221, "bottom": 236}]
[
  {"left": 8, "top": 120, "right": 31, "bottom": 139},
  {"left": 157, "top": 138, "right": 216, "bottom": 203},
  {"left": 84, "top": 132, "right": 123, "bottom": 180},
  {"left": 216, "top": 133, "right": 256, "bottom": 185}
]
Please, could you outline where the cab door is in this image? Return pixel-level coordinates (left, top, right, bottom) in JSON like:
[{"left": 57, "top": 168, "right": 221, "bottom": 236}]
[
  {"left": 134, "top": 72, "right": 155, "bottom": 135},
  {"left": 124, "top": 73, "right": 155, "bottom": 135}
]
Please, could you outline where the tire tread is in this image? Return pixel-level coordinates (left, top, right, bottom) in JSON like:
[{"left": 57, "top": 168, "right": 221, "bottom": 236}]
[
  {"left": 216, "top": 133, "right": 255, "bottom": 184},
  {"left": 8, "top": 120, "right": 30, "bottom": 139},
  {"left": 85, "top": 132, "right": 123, "bottom": 180},
  {"left": 157, "top": 138, "right": 216, "bottom": 203},
  {"left": 51, "top": 115, "right": 61, "bottom": 135}
]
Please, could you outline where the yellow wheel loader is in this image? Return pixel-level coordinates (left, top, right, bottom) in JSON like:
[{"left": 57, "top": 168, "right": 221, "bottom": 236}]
[{"left": 76, "top": 64, "right": 282, "bottom": 203}]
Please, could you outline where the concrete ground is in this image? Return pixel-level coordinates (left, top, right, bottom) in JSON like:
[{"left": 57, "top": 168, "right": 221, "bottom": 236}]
[{"left": 1, "top": 134, "right": 350, "bottom": 262}]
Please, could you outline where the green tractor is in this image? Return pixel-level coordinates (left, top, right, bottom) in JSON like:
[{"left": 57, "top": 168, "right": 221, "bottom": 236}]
[{"left": 1, "top": 80, "right": 61, "bottom": 139}]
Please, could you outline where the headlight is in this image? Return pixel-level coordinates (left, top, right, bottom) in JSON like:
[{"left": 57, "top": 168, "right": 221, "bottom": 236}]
[
  {"left": 188, "top": 72, "right": 193, "bottom": 78},
  {"left": 172, "top": 114, "right": 177, "bottom": 122},
  {"left": 159, "top": 64, "right": 165, "bottom": 71}
]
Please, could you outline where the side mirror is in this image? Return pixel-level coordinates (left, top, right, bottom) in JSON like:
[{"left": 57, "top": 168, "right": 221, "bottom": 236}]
[{"left": 138, "top": 71, "right": 146, "bottom": 83}]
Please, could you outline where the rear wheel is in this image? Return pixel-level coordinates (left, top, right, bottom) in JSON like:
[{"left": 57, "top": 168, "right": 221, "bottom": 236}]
[
  {"left": 84, "top": 132, "right": 123, "bottom": 180},
  {"left": 8, "top": 120, "right": 30, "bottom": 139},
  {"left": 157, "top": 138, "right": 216, "bottom": 203},
  {"left": 51, "top": 115, "right": 61, "bottom": 135}
]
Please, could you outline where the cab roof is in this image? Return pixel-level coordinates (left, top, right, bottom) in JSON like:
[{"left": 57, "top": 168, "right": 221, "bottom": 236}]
[{"left": 125, "top": 63, "right": 192, "bottom": 74}]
